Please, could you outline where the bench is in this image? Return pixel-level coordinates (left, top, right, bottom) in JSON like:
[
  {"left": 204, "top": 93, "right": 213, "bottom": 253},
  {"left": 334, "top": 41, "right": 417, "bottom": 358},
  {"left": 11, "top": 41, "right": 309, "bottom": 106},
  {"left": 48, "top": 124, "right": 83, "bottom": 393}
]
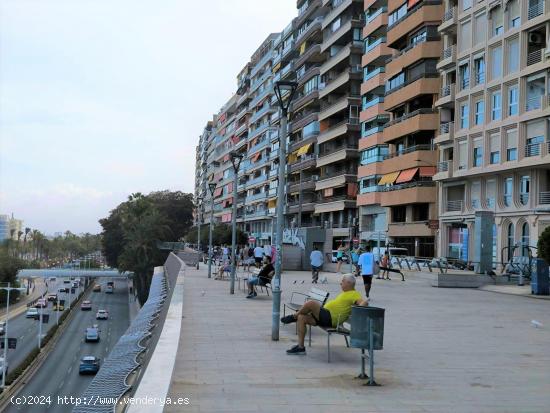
[
  {"left": 308, "top": 321, "right": 351, "bottom": 363},
  {"left": 283, "top": 287, "right": 329, "bottom": 317}
]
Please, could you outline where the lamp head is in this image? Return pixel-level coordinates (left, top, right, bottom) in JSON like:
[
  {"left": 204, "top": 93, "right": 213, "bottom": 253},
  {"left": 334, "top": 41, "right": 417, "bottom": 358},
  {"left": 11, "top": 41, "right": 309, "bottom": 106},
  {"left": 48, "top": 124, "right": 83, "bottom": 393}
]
[
  {"left": 274, "top": 80, "right": 298, "bottom": 115},
  {"left": 229, "top": 151, "right": 244, "bottom": 171},
  {"left": 208, "top": 183, "right": 217, "bottom": 196}
]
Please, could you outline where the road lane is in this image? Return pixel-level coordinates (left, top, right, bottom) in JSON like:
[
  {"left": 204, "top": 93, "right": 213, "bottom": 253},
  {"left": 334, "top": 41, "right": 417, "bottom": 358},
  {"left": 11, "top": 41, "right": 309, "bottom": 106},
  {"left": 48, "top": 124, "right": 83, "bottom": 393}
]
[{"left": 5, "top": 281, "right": 129, "bottom": 413}]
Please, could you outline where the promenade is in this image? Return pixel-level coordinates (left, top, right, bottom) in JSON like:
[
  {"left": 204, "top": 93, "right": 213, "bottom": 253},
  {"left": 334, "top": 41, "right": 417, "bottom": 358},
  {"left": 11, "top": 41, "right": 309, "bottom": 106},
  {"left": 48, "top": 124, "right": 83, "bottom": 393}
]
[{"left": 166, "top": 265, "right": 550, "bottom": 413}]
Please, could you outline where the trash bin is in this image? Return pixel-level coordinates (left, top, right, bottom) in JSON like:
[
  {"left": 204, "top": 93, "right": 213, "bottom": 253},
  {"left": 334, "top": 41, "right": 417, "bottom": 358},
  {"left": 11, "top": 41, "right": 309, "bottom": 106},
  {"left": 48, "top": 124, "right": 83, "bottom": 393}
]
[
  {"left": 350, "top": 306, "right": 385, "bottom": 350},
  {"left": 531, "top": 258, "right": 549, "bottom": 295}
]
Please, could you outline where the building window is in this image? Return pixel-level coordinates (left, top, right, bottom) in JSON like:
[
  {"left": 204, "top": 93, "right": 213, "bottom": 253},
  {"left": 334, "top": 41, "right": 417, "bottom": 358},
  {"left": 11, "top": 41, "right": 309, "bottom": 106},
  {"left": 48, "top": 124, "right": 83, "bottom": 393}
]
[
  {"left": 526, "top": 136, "right": 544, "bottom": 157},
  {"left": 507, "top": 223, "right": 514, "bottom": 260},
  {"left": 508, "top": 86, "right": 518, "bottom": 116},
  {"left": 508, "top": 0, "right": 520, "bottom": 28},
  {"left": 386, "top": 72, "right": 405, "bottom": 93},
  {"left": 490, "top": 150, "right": 500, "bottom": 164},
  {"left": 492, "top": 6, "right": 503, "bottom": 36},
  {"left": 520, "top": 175, "right": 530, "bottom": 205},
  {"left": 521, "top": 222, "right": 530, "bottom": 256},
  {"left": 459, "top": 62, "right": 470, "bottom": 90},
  {"left": 491, "top": 91, "right": 501, "bottom": 120},
  {"left": 474, "top": 56, "right": 485, "bottom": 84},
  {"left": 474, "top": 13, "right": 487, "bottom": 45},
  {"left": 473, "top": 145, "right": 483, "bottom": 167},
  {"left": 463, "top": 0, "right": 472, "bottom": 11},
  {"left": 507, "top": 37, "right": 519, "bottom": 73},
  {"left": 490, "top": 45, "right": 502, "bottom": 79},
  {"left": 506, "top": 129, "right": 517, "bottom": 161},
  {"left": 392, "top": 206, "right": 407, "bottom": 223},
  {"left": 503, "top": 177, "right": 513, "bottom": 206},
  {"left": 388, "top": 3, "right": 407, "bottom": 26},
  {"left": 460, "top": 103, "right": 469, "bottom": 129},
  {"left": 360, "top": 146, "right": 389, "bottom": 165},
  {"left": 475, "top": 100, "right": 485, "bottom": 125}
]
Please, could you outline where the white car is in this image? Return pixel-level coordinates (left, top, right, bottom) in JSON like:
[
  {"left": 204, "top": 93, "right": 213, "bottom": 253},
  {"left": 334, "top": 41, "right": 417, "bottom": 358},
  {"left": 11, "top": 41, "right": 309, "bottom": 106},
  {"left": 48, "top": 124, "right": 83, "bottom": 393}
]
[
  {"left": 96, "top": 310, "right": 109, "bottom": 320},
  {"left": 26, "top": 308, "right": 39, "bottom": 319}
]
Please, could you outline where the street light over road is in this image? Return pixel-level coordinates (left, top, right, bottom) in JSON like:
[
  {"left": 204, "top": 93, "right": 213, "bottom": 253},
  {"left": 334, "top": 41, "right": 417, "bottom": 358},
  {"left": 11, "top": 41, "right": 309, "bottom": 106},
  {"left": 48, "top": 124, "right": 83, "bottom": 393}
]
[
  {"left": 0, "top": 283, "right": 26, "bottom": 388},
  {"left": 272, "top": 80, "right": 298, "bottom": 341}
]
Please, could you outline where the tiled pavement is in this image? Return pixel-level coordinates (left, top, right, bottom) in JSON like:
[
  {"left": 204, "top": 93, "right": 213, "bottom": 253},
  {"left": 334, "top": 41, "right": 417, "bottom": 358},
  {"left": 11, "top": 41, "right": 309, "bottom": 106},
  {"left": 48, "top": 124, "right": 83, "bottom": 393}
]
[{"left": 165, "top": 265, "right": 550, "bottom": 413}]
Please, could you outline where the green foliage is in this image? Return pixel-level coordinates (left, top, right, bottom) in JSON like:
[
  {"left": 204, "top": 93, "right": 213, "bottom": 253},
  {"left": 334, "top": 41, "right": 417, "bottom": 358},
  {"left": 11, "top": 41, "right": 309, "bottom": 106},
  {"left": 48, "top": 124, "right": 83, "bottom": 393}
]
[
  {"left": 100, "top": 191, "right": 190, "bottom": 304},
  {"left": 537, "top": 226, "right": 550, "bottom": 265},
  {"left": 0, "top": 249, "right": 23, "bottom": 304},
  {"left": 185, "top": 223, "right": 248, "bottom": 247}
]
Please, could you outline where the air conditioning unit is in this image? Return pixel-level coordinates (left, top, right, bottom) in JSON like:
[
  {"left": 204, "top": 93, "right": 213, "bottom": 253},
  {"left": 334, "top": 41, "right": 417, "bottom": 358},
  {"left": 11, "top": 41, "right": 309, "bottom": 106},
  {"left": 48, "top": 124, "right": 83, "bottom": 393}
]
[{"left": 528, "top": 32, "right": 544, "bottom": 45}]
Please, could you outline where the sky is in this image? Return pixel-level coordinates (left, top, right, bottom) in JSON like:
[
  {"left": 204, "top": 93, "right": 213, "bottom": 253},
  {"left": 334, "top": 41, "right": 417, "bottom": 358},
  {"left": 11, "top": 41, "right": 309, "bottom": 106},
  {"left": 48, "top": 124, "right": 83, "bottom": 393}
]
[{"left": 0, "top": 0, "right": 296, "bottom": 235}]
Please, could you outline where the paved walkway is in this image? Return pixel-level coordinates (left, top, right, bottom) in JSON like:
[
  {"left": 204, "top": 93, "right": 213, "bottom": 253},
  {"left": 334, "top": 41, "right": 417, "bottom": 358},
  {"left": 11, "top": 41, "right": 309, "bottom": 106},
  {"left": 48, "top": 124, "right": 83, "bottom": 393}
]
[{"left": 166, "top": 266, "right": 550, "bottom": 413}]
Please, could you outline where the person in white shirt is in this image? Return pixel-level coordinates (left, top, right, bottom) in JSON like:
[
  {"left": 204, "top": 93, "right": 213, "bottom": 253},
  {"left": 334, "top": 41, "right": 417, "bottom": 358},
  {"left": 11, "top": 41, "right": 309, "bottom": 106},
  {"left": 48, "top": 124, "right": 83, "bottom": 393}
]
[
  {"left": 264, "top": 244, "right": 272, "bottom": 259},
  {"left": 253, "top": 245, "right": 264, "bottom": 268},
  {"left": 309, "top": 246, "right": 324, "bottom": 283},
  {"left": 357, "top": 246, "right": 375, "bottom": 298}
]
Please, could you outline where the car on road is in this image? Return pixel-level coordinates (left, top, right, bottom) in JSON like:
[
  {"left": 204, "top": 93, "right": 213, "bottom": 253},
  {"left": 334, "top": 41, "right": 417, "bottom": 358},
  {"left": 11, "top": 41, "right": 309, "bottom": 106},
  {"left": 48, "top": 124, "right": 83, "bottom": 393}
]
[
  {"left": 49, "top": 277, "right": 56, "bottom": 282},
  {"left": 63, "top": 279, "right": 71, "bottom": 284},
  {"left": 58, "top": 287, "right": 69, "bottom": 293},
  {"left": 0, "top": 321, "right": 6, "bottom": 336},
  {"left": 96, "top": 310, "right": 108, "bottom": 320},
  {"left": 53, "top": 302, "right": 64, "bottom": 311},
  {"left": 85, "top": 327, "right": 100, "bottom": 342},
  {"left": 35, "top": 299, "right": 47, "bottom": 308},
  {"left": 26, "top": 308, "right": 39, "bottom": 319},
  {"left": 47, "top": 293, "right": 57, "bottom": 302},
  {"left": 105, "top": 285, "right": 113, "bottom": 294},
  {"left": 93, "top": 284, "right": 101, "bottom": 292},
  {"left": 72, "top": 282, "right": 79, "bottom": 288},
  {"left": 81, "top": 301, "right": 92, "bottom": 311},
  {"left": 79, "top": 356, "right": 100, "bottom": 375}
]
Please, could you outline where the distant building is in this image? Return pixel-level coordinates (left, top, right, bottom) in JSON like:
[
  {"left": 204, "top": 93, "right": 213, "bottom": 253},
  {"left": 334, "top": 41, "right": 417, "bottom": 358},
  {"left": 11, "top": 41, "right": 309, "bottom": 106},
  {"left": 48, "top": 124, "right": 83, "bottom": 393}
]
[
  {"left": 0, "top": 215, "right": 9, "bottom": 241},
  {"left": 8, "top": 216, "right": 23, "bottom": 240}
]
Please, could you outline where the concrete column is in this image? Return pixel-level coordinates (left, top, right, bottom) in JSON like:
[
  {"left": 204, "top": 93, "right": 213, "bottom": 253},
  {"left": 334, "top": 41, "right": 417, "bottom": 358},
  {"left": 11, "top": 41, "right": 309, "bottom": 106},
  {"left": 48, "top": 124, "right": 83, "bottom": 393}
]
[{"left": 474, "top": 211, "right": 495, "bottom": 274}]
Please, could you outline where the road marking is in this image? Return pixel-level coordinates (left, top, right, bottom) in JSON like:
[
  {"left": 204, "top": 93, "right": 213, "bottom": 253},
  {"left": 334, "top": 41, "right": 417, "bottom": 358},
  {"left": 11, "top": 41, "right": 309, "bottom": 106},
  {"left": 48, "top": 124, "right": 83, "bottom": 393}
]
[
  {"left": 19, "top": 335, "right": 24, "bottom": 340},
  {"left": 58, "top": 380, "right": 64, "bottom": 389}
]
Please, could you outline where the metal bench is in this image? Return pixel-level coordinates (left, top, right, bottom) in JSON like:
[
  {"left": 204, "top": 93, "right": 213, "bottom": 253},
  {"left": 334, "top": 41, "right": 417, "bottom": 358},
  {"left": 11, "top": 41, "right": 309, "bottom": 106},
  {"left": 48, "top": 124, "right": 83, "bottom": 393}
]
[
  {"left": 283, "top": 287, "right": 330, "bottom": 317},
  {"left": 309, "top": 321, "right": 351, "bottom": 363},
  {"left": 241, "top": 267, "right": 273, "bottom": 295}
]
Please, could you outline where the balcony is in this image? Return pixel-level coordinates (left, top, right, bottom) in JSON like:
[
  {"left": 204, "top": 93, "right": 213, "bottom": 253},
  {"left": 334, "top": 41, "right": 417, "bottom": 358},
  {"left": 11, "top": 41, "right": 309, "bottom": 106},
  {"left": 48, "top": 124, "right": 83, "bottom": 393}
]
[
  {"left": 362, "top": 40, "right": 392, "bottom": 67},
  {"left": 438, "top": 6, "right": 456, "bottom": 34},
  {"left": 384, "top": 74, "right": 439, "bottom": 111},
  {"left": 292, "top": 89, "right": 320, "bottom": 111},
  {"left": 289, "top": 112, "right": 318, "bottom": 133},
  {"left": 361, "top": 68, "right": 386, "bottom": 96},
  {"left": 437, "top": 45, "right": 456, "bottom": 70},
  {"left": 387, "top": 3, "right": 443, "bottom": 47},
  {"left": 289, "top": 134, "right": 318, "bottom": 153},
  {"left": 317, "top": 145, "right": 359, "bottom": 167},
  {"left": 318, "top": 119, "right": 360, "bottom": 145},
  {"left": 245, "top": 157, "right": 270, "bottom": 173},
  {"left": 319, "top": 95, "right": 361, "bottom": 121},
  {"left": 246, "top": 209, "right": 270, "bottom": 219},
  {"left": 320, "top": 41, "right": 363, "bottom": 75},
  {"left": 282, "top": 39, "right": 295, "bottom": 60},
  {"left": 280, "top": 62, "right": 295, "bottom": 80},
  {"left": 246, "top": 191, "right": 269, "bottom": 203},
  {"left": 525, "top": 95, "right": 549, "bottom": 112},
  {"left": 386, "top": 38, "right": 442, "bottom": 78},
  {"left": 528, "top": 0, "right": 544, "bottom": 20},
  {"left": 360, "top": 96, "right": 386, "bottom": 122},
  {"left": 381, "top": 145, "right": 436, "bottom": 174},
  {"left": 321, "top": 19, "right": 363, "bottom": 53},
  {"left": 314, "top": 195, "right": 357, "bottom": 214},
  {"left": 249, "top": 105, "right": 275, "bottom": 124},
  {"left": 289, "top": 154, "right": 317, "bottom": 173},
  {"left": 288, "top": 180, "right": 317, "bottom": 193},
  {"left": 364, "top": 8, "right": 388, "bottom": 38},
  {"left": 434, "top": 83, "right": 455, "bottom": 108},
  {"left": 315, "top": 173, "right": 356, "bottom": 191},
  {"left": 527, "top": 49, "right": 544, "bottom": 66},
  {"left": 379, "top": 181, "right": 436, "bottom": 206},
  {"left": 269, "top": 169, "right": 278, "bottom": 178},
  {"left": 249, "top": 85, "right": 273, "bottom": 109},
  {"left": 251, "top": 52, "right": 273, "bottom": 77},
  {"left": 295, "top": 16, "right": 324, "bottom": 45},
  {"left": 250, "top": 71, "right": 271, "bottom": 95},
  {"left": 319, "top": 67, "right": 362, "bottom": 99},
  {"left": 383, "top": 109, "right": 438, "bottom": 142},
  {"left": 322, "top": 0, "right": 360, "bottom": 30},
  {"left": 539, "top": 191, "right": 550, "bottom": 205},
  {"left": 295, "top": 46, "right": 322, "bottom": 73},
  {"left": 433, "top": 160, "right": 453, "bottom": 181},
  {"left": 288, "top": 201, "right": 316, "bottom": 214}
]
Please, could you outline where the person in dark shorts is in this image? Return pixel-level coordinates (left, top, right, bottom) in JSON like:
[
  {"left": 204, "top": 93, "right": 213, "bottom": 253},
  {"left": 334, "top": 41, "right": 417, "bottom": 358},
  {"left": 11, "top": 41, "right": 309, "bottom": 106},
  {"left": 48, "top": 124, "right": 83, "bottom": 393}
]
[
  {"left": 280, "top": 274, "right": 368, "bottom": 355},
  {"left": 246, "top": 257, "right": 274, "bottom": 298},
  {"left": 358, "top": 246, "right": 375, "bottom": 298}
]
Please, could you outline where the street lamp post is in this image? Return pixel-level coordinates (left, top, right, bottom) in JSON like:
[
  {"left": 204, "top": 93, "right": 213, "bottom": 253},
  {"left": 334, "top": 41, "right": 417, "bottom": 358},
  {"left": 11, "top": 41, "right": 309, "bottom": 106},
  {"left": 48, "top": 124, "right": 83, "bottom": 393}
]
[
  {"left": 196, "top": 197, "right": 203, "bottom": 270},
  {"left": 272, "top": 80, "right": 298, "bottom": 341},
  {"left": 0, "top": 283, "right": 25, "bottom": 388},
  {"left": 207, "top": 183, "right": 217, "bottom": 279},
  {"left": 229, "top": 151, "right": 244, "bottom": 294}
]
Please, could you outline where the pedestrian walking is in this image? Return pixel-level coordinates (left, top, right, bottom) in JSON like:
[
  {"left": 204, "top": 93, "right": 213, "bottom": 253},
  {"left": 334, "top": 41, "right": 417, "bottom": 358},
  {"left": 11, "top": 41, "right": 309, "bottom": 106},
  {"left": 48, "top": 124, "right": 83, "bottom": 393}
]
[
  {"left": 336, "top": 243, "right": 346, "bottom": 273},
  {"left": 310, "top": 246, "right": 324, "bottom": 283},
  {"left": 357, "top": 246, "right": 375, "bottom": 298}
]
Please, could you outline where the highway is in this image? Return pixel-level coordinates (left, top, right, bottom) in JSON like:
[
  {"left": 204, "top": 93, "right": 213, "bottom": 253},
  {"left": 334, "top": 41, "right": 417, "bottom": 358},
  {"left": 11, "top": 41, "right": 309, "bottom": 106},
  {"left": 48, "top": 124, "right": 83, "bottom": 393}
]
[
  {"left": 3, "top": 278, "right": 84, "bottom": 374},
  {"left": 5, "top": 281, "right": 129, "bottom": 413}
]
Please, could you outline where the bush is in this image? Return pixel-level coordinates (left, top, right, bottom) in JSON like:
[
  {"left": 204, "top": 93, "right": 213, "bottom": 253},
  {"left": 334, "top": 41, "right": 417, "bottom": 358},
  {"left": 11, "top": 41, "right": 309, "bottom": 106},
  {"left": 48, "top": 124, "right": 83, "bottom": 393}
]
[{"left": 537, "top": 226, "right": 550, "bottom": 265}]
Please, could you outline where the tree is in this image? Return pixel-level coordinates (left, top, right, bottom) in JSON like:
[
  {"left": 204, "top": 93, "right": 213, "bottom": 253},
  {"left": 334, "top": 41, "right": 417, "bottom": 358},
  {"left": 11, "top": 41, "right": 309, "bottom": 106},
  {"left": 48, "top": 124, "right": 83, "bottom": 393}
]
[
  {"left": 0, "top": 248, "right": 23, "bottom": 304},
  {"left": 185, "top": 223, "right": 248, "bottom": 247},
  {"left": 538, "top": 226, "right": 550, "bottom": 265}
]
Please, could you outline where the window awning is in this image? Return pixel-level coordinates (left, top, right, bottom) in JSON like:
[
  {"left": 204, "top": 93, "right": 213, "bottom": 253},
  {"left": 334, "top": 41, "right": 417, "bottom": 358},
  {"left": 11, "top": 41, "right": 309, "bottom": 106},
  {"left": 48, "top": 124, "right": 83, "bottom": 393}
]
[
  {"left": 268, "top": 199, "right": 277, "bottom": 208},
  {"left": 251, "top": 152, "right": 261, "bottom": 162},
  {"left": 296, "top": 143, "right": 312, "bottom": 156},
  {"left": 419, "top": 166, "right": 436, "bottom": 177},
  {"left": 396, "top": 168, "right": 419, "bottom": 184},
  {"left": 272, "top": 62, "right": 281, "bottom": 73},
  {"left": 213, "top": 187, "right": 223, "bottom": 197},
  {"left": 378, "top": 171, "right": 400, "bottom": 185}
]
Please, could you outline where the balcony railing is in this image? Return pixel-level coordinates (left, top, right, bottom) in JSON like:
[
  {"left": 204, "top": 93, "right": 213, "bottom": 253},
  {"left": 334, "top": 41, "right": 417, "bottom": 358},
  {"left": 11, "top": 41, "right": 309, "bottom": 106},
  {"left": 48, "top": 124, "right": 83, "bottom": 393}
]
[
  {"left": 383, "top": 144, "right": 433, "bottom": 160},
  {"left": 525, "top": 95, "right": 546, "bottom": 112},
  {"left": 318, "top": 194, "right": 356, "bottom": 204},
  {"left": 474, "top": 70, "right": 485, "bottom": 85},
  {"left": 365, "top": 37, "right": 387, "bottom": 53},
  {"left": 362, "top": 96, "right": 384, "bottom": 110},
  {"left": 384, "top": 108, "right": 436, "bottom": 128},
  {"left": 362, "top": 125, "right": 385, "bottom": 137},
  {"left": 364, "top": 67, "right": 385, "bottom": 82},
  {"left": 446, "top": 200, "right": 463, "bottom": 212},
  {"left": 442, "top": 6, "right": 455, "bottom": 23},
  {"left": 525, "top": 143, "right": 542, "bottom": 157},
  {"left": 381, "top": 180, "right": 435, "bottom": 192},
  {"left": 527, "top": 49, "right": 543, "bottom": 66},
  {"left": 539, "top": 191, "right": 550, "bottom": 205},
  {"left": 249, "top": 85, "right": 273, "bottom": 109},
  {"left": 249, "top": 104, "right": 274, "bottom": 124},
  {"left": 442, "top": 45, "right": 455, "bottom": 60},
  {"left": 388, "top": 0, "right": 443, "bottom": 30},
  {"left": 318, "top": 143, "right": 358, "bottom": 157},
  {"left": 246, "top": 192, "right": 268, "bottom": 203},
  {"left": 437, "top": 160, "right": 451, "bottom": 172},
  {"left": 441, "top": 83, "right": 455, "bottom": 97},
  {"left": 528, "top": 1, "right": 544, "bottom": 19},
  {"left": 471, "top": 199, "right": 481, "bottom": 209},
  {"left": 367, "top": 7, "right": 387, "bottom": 23},
  {"left": 520, "top": 193, "right": 530, "bottom": 205},
  {"left": 440, "top": 122, "right": 454, "bottom": 134}
]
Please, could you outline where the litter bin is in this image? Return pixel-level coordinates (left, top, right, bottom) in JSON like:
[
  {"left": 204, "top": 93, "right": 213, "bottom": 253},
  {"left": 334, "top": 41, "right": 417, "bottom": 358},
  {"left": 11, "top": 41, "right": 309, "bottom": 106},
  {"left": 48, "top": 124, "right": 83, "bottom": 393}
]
[
  {"left": 350, "top": 306, "right": 385, "bottom": 385},
  {"left": 531, "top": 258, "right": 549, "bottom": 295}
]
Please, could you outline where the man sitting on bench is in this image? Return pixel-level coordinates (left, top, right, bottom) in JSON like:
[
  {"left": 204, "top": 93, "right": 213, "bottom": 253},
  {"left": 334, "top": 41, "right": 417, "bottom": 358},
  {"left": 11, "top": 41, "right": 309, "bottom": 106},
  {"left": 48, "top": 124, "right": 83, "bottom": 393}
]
[
  {"left": 280, "top": 274, "right": 368, "bottom": 355},
  {"left": 246, "top": 256, "right": 274, "bottom": 298}
]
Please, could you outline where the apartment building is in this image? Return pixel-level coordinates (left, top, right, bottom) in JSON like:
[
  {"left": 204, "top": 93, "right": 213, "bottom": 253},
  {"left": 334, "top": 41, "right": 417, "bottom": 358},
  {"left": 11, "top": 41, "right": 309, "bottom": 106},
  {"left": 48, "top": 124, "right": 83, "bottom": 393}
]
[
  {"left": 195, "top": 122, "right": 213, "bottom": 223},
  {"left": 360, "top": 0, "right": 443, "bottom": 257},
  {"left": 434, "top": 0, "right": 550, "bottom": 264},
  {"left": 285, "top": 0, "right": 326, "bottom": 229},
  {"left": 237, "top": 34, "right": 280, "bottom": 244},
  {"left": 314, "top": 0, "right": 364, "bottom": 248},
  {"left": 357, "top": 0, "right": 392, "bottom": 246}
]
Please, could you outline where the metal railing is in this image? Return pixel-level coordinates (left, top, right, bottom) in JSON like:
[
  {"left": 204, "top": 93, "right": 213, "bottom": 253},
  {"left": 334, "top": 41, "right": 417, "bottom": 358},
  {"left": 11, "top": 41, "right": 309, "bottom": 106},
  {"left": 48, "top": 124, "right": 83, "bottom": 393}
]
[
  {"left": 440, "top": 122, "right": 454, "bottom": 134},
  {"left": 474, "top": 70, "right": 485, "bottom": 84},
  {"left": 525, "top": 142, "right": 542, "bottom": 157},
  {"left": 442, "top": 6, "right": 455, "bottom": 22},
  {"left": 539, "top": 191, "right": 550, "bottom": 205},
  {"left": 441, "top": 83, "right": 454, "bottom": 97},
  {"left": 442, "top": 45, "right": 455, "bottom": 60},
  {"left": 382, "top": 180, "right": 435, "bottom": 192},
  {"left": 367, "top": 7, "right": 387, "bottom": 22},
  {"left": 362, "top": 125, "right": 385, "bottom": 137},
  {"left": 437, "top": 160, "right": 451, "bottom": 172},
  {"left": 383, "top": 144, "right": 433, "bottom": 160},
  {"left": 527, "top": 49, "right": 543, "bottom": 66},
  {"left": 365, "top": 36, "right": 386, "bottom": 53},
  {"left": 364, "top": 66, "right": 385, "bottom": 82},
  {"left": 528, "top": 1, "right": 544, "bottom": 19},
  {"left": 520, "top": 193, "right": 530, "bottom": 205},
  {"left": 525, "top": 95, "right": 544, "bottom": 111},
  {"left": 362, "top": 96, "right": 384, "bottom": 110},
  {"left": 384, "top": 108, "right": 436, "bottom": 128},
  {"left": 446, "top": 200, "right": 463, "bottom": 212}
]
